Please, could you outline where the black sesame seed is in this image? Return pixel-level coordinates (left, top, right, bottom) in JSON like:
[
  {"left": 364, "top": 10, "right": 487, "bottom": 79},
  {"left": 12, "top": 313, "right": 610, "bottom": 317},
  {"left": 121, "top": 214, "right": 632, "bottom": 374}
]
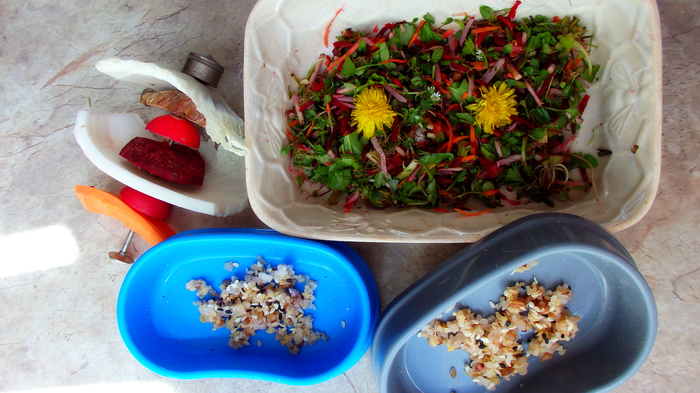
[
  {"left": 505, "top": 321, "right": 511, "bottom": 327},
  {"left": 499, "top": 363, "right": 506, "bottom": 368},
  {"left": 226, "top": 310, "right": 232, "bottom": 314},
  {"left": 479, "top": 343, "right": 486, "bottom": 349},
  {"left": 561, "top": 334, "right": 566, "bottom": 338},
  {"left": 544, "top": 337, "right": 549, "bottom": 344}
]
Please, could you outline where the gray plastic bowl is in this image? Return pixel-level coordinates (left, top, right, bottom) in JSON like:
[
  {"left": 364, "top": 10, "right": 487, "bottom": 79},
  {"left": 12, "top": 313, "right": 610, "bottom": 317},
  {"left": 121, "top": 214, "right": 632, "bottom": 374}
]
[{"left": 371, "top": 213, "right": 657, "bottom": 393}]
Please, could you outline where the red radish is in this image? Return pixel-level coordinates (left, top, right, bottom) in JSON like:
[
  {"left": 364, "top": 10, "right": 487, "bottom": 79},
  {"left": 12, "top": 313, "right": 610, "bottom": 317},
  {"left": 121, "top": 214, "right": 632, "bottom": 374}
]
[
  {"left": 145, "top": 114, "right": 200, "bottom": 149},
  {"left": 120, "top": 186, "right": 172, "bottom": 219}
]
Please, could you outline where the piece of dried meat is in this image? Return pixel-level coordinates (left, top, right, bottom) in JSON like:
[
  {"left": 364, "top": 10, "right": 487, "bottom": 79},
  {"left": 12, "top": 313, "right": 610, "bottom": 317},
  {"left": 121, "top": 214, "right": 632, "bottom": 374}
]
[{"left": 140, "top": 88, "right": 206, "bottom": 127}]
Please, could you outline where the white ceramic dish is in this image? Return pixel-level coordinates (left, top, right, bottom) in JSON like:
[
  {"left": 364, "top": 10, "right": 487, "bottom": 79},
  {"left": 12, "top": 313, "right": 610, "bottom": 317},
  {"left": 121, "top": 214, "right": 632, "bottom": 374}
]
[
  {"left": 243, "top": 0, "right": 662, "bottom": 242},
  {"left": 74, "top": 111, "right": 247, "bottom": 217}
]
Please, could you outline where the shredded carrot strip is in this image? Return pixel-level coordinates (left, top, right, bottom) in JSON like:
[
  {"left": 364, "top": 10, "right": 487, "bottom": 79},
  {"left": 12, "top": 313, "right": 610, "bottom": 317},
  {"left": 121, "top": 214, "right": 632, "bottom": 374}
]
[
  {"left": 461, "top": 91, "right": 470, "bottom": 102},
  {"left": 380, "top": 59, "right": 408, "bottom": 65},
  {"left": 328, "top": 40, "right": 362, "bottom": 71},
  {"left": 470, "top": 62, "right": 486, "bottom": 70},
  {"left": 565, "top": 59, "right": 573, "bottom": 75},
  {"left": 470, "top": 26, "right": 500, "bottom": 34},
  {"left": 434, "top": 207, "right": 450, "bottom": 213},
  {"left": 305, "top": 120, "right": 315, "bottom": 138},
  {"left": 288, "top": 119, "right": 299, "bottom": 127},
  {"left": 324, "top": 8, "right": 344, "bottom": 48},
  {"left": 454, "top": 208, "right": 493, "bottom": 216},
  {"left": 469, "top": 125, "right": 477, "bottom": 156},
  {"left": 286, "top": 128, "right": 296, "bottom": 141},
  {"left": 440, "top": 29, "right": 455, "bottom": 39},
  {"left": 461, "top": 154, "right": 477, "bottom": 162},
  {"left": 434, "top": 121, "right": 443, "bottom": 139},
  {"left": 408, "top": 20, "right": 425, "bottom": 47},
  {"left": 483, "top": 189, "right": 499, "bottom": 197}
]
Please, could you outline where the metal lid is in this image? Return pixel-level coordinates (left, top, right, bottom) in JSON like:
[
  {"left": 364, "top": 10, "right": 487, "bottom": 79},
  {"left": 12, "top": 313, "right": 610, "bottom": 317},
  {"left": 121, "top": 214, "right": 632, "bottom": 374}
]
[{"left": 181, "top": 53, "right": 224, "bottom": 88}]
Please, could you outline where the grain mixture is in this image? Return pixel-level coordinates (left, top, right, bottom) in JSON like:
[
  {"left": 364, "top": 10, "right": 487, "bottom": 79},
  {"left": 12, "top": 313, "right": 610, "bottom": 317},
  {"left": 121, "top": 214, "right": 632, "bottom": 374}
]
[
  {"left": 419, "top": 279, "right": 580, "bottom": 390},
  {"left": 186, "top": 256, "right": 328, "bottom": 355}
]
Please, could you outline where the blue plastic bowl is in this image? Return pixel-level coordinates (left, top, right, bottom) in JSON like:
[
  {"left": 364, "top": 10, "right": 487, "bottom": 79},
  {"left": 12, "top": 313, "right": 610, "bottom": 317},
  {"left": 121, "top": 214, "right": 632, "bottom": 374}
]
[{"left": 117, "top": 229, "right": 379, "bottom": 385}]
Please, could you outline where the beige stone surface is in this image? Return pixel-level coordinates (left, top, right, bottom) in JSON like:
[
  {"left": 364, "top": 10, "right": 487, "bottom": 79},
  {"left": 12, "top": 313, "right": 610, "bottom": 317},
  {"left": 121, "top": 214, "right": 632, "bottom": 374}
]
[{"left": 0, "top": 0, "right": 697, "bottom": 392}]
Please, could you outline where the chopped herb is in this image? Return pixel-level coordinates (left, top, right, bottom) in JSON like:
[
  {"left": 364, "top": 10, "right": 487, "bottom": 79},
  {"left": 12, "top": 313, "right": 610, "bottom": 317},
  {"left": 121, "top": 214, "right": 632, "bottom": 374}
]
[{"left": 284, "top": 3, "right": 601, "bottom": 212}]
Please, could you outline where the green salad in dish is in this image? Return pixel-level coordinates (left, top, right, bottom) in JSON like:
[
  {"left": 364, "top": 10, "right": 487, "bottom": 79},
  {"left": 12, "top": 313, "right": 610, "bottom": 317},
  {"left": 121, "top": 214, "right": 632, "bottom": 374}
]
[{"left": 283, "top": 1, "right": 603, "bottom": 215}]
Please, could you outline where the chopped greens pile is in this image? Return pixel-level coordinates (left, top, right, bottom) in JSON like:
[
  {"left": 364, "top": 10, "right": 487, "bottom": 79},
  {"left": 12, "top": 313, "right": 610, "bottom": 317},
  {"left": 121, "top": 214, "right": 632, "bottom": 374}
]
[{"left": 283, "top": 2, "right": 602, "bottom": 213}]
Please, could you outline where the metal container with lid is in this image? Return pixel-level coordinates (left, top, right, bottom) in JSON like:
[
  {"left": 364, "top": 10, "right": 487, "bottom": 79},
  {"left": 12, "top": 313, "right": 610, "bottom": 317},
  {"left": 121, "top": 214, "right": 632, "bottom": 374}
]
[{"left": 181, "top": 52, "right": 224, "bottom": 88}]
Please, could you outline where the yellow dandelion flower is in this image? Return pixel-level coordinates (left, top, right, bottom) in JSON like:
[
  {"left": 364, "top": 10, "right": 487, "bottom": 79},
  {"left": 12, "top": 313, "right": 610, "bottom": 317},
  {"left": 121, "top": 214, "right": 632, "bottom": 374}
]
[
  {"left": 351, "top": 86, "right": 396, "bottom": 139},
  {"left": 467, "top": 83, "right": 518, "bottom": 134}
]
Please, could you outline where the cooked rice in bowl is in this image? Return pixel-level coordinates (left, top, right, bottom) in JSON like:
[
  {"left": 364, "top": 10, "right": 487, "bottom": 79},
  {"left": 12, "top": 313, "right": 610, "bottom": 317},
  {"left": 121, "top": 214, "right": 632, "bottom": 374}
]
[
  {"left": 419, "top": 279, "right": 580, "bottom": 390},
  {"left": 186, "top": 256, "right": 328, "bottom": 355}
]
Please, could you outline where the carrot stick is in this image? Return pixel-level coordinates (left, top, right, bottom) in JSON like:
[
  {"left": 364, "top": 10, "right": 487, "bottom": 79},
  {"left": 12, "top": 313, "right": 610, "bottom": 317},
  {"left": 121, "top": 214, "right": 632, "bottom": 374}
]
[
  {"left": 454, "top": 208, "right": 493, "bottom": 216},
  {"left": 470, "top": 26, "right": 500, "bottom": 34},
  {"left": 440, "top": 29, "right": 455, "bottom": 39},
  {"left": 461, "top": 154, "right": 477, "bottom": 162},
  {"left": 324, "top": 8, "right": 344, "bottom": 48},
  {"left": 286, "top": 128, "right": 296, "bottom": 141},
  {"left": 328, "top": 39, "right": 362, "bottom": 71},
  {"left": 483, "top": 189, "right": 499, "bottom": 197},
  {"left": 408, "top": 20, "right": 425, "bottom": 47},
  {"left": 305, "top": 120, "right": 315, "bottom": 138},
  {"left": 380, "top": 59, "right": 408, "bottom": 65},
  {"left": 469, "top": 124, "right": 477, "bottom": 156},
  {"left": 434, "top": 207, "right": 450, "bottom": 213}
]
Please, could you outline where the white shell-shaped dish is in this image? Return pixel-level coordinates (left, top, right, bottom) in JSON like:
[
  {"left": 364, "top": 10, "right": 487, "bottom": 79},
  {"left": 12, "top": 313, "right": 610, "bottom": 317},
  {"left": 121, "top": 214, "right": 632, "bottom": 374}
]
[
  {"left": 243, "top": 0, "right": 662, "bottom": 242},
  {"left": 73, "top": 111, "right": 247, "bottom": 217},
  {"left": 96, "top": 58, "right": 247, "bottom": 156}
]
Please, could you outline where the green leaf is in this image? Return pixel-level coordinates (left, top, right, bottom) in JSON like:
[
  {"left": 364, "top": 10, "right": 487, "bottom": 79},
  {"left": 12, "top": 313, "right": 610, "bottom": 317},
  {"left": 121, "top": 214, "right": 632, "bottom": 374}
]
[
  {"left": 571, "top": 154, "right": 599, "bottom": 169},
  {"left": 448, "top": 79, "right": 470, "bottom": 103},
  {"left": 480, "top": 145, "right": 495, "bottom": 161},
  {"left": 462, "top": 37, "right": 475, "bottom": 55},
  {"left": 396, "top": 23, "right": 415, "bottom": 46},
  {"left": 374, "top": 172, "right": 385, "bottom": 188},
  {"left": 340, "top": 132, "right": 364, "bottom": 155},
  {"left": 379, "top": 42, "right": 390, "bottom": 62},
  {"left": 431, "top": 47, "right": 444, "bottom": 62},
  {"left": 423, "top": 12, "right": 435, "bottom": 25},
  {"left": 532, "top": 107, "right": 551, "bottom": 123},
  {"left": 280, "top": 145, "right": 291, "bottom": 156},
  {"left": 504, "top": 166, "right": 524, "bottom": 183},
  {"left": 455, "top": 112, "right": 475, "bottom": 124},
  {"left": 502, "top": 44, "right": 513, "bottom": 55},
  {"left": 479, "top": 5, "right": 494, "bottom": 19},
  {"left": 327, "top": 168, "right": 352, "bottom": 190},
  {"left": 341, "top": 56, "right": 356, "bottom": 77},
  {"left": 580, "top": 64, "right": 600, "bottom": 83},
  {"left": 426, "top": 179, "right": 437, "bottom": 202},
  {"left": 418, "top": 152, "right": 454, "bottom": 165}
]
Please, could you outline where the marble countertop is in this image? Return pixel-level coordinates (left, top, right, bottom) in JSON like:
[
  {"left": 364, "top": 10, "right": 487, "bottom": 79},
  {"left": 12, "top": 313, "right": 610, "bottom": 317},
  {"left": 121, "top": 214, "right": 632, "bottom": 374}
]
[{"left": 1, "top": 0, "right": 698, "bottom": 392}]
